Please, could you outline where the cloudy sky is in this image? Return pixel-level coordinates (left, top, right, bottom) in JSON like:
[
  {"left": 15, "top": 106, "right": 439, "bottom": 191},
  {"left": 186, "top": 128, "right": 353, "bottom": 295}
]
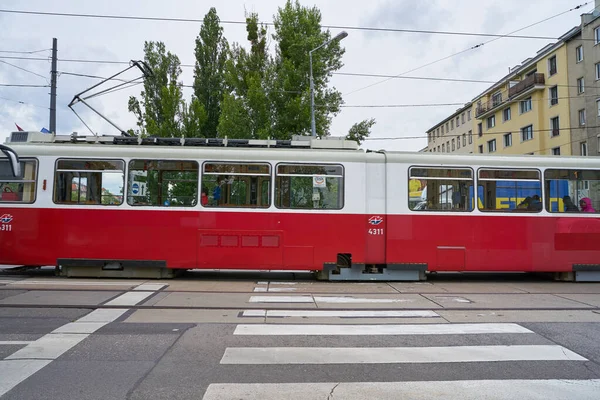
[{"left": 0, "top": 0, "right": 593, "bottom": 151}]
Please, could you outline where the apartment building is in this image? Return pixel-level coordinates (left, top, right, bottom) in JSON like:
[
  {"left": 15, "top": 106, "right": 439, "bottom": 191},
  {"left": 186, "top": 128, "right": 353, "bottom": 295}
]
[
  {"left": 473, "top": 31, "right": 576, "bottom": 156},
  {"left": 426, "top": 103, "right": 475, "bottom": 154},
  {"left": 566, "top": 6, "right": 600, "bottom": 157}
]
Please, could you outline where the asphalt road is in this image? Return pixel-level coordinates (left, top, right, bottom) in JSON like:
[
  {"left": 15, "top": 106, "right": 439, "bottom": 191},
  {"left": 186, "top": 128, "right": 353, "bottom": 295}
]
[{"left": 1, "top": 270, "right": 600, "bottom": 399}]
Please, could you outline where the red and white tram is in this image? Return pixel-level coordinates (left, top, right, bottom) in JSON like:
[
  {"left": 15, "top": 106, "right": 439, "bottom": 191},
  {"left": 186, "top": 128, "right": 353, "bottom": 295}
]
[{"left": 1, "top": 131, "right": 599, "bottom": 281}]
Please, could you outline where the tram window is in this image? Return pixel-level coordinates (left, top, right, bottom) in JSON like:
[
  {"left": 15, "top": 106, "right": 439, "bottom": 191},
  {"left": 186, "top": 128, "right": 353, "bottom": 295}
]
[
  {"left": 127, "top": 160, "right": 198, "bottom": 207},
  {"left": 409, "top": 167, "right": 473, "bottom": 211},
  {"left": 0, "top": 159, "right": 37, "bottom": 203},
  {"left": 544, "top": 169, "right": 600, "bottom": 213},
  {"left": 477, "top": 169, "right": 542, "bottom": 212},
  {"left": 275, "top": 164, "right": 344, "bottom": 209},
  {"left": 202, "top": 162, "right": 271, "bottom": 208},
  {"left": 54, "top": 159, "right": 123, "bottom": 205}
]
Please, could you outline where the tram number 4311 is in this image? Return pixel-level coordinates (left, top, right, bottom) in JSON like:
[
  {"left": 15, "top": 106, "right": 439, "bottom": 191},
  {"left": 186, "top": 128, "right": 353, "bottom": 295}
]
[{"left": 368, "top": 228, "right": 384, "bottom": 235}]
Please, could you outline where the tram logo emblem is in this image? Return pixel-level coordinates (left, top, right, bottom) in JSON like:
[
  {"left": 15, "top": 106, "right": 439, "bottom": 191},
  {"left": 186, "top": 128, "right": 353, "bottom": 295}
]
[
  {"left": 0, "top": 214, "right": 13, "bottom": 224},
  {"left": 368, "top": 216, "right": 383, "bottom": 225}
]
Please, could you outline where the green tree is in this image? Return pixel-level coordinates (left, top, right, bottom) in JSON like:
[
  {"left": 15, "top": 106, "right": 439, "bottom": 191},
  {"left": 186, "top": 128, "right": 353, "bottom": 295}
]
[
  {"left": 218, "top": 12, "right": 272, "bottom": 139},
  {"left": 181, "top": 96, "right": 208, "bottom": 138},
  {"left": 128, "top": 41, "right": 184, "bottom": 137},
  {"left": 346, "top": 118, "right": 376, "bottom": 144},
  {"left": 194, "top": 7, "right": 229, "bottom": 137},
  {"left": 271, "top": 0, "right": 345, "bottom": 138}
]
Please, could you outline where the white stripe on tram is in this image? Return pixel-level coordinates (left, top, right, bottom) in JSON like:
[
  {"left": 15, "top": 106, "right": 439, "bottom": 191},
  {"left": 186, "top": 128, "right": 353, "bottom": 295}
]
[
  {"left": 241, "top": 310, "right": 440, "bottom": 318},
  {"left": 233, "top": 323, "right": 532, "bottom": 336},
  {"left": 220, "top": 345, "right": 587, "bottom": 365},
  {"left": 202, "top": 380, "right": 600, "bottom": 400}
]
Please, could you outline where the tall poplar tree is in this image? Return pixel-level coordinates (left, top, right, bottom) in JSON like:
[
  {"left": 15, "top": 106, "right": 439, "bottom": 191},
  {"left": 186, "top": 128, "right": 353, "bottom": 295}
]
[{"left": 194, "top": 7, "right": 229, "bottom": 137}]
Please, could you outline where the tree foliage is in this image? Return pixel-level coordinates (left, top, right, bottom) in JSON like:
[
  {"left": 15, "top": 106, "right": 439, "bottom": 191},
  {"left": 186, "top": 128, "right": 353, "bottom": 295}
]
[
  {"left": 346, "top": 118, "right": 376, "bottom": 144},
  {"left": 129, "top": 3, "right": 375, "bottom": 142},
  {"left": 194, "top": 7, "right": 229, "bottom": 137}
]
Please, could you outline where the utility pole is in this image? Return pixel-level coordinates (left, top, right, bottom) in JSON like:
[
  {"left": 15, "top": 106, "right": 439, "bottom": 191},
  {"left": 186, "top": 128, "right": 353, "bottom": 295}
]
[{"left": 49, "top": 38, "right": 57, "bottom": 134}]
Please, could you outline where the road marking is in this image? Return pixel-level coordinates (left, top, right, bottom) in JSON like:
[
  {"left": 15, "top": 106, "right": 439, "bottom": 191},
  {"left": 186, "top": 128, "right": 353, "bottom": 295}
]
[
  {"left": 105, "top": 291, "right": 155, "bottom": 306},
  {"left": 52, "top": 322, "right": 108, "bottom": 334},
  {"left": 76, "top": 308, "right": 128, "bottom": 323},
  {"left": 221, "top": 344, "right": 587, "bottom": 364},
  {"left": 234, "top": 323, "right": 531, "bottom": 336},
  {"left": 0, "top": 341, "right": 33, "bottom": 345},
  {"left": 248, "top": 295, "right": 415, "bottom": 304},
  {"left": 0, "top": 360, "right": 52, "bottom": 397},
  {"left": 203, "top": 380, "right": 600, "bottom": 400},
  {"left": 242, "top": 310, "right": 440, "bottom": 318},
  {"left": 314, "top": 296, "right": 414, "bottom": 303},
  {"left": 252, "top": 287, "right": 268, "bottom": 292},
  {"left": 6, "top": 333, "right": 89, "bottom": 360},
  {"left": 0, "top": 285, "right": 159, "bottom": 396},
  {"left": 267, "top": 287, "right": 297, "bottom": 292},
  {"left": 8, "top": 280, "right": 143, "bottom": 286},
  {"left": 133, "top": 283, "right": 166, "bottom": 291},
  {"left": 249, "top": 296, "right": 313, "bottom": 303}
]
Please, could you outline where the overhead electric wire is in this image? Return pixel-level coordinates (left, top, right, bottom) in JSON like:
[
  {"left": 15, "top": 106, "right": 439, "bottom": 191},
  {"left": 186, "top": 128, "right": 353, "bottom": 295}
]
[
  {"left": 0, "top": 83, "right": 49, "bottom": 87},
  {"left": 0, "top": 95, "right": 48, "bottom": 109},
  {"left": 0, "top": 59, "right": 48, "bottom": 80},
  {"left": 343, "top": 2, "right": 589, "bottom": 97},
  {"left": 0, "top": 48, "right": 50, "bottom": 54},
  {"left": 0, "top": 7, "right": 592, "bottom": 41}
]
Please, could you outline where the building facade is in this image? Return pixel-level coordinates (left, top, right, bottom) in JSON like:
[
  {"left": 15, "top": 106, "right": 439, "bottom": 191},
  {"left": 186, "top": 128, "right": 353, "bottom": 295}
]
[
  {"left": 473, "top": 35, "right": 575, "bottom": 156},
  {"left": 565, "top": 7, "right": 600, "bottom": 157},
  {"left": 426, "top": 103, "right": 475, "bottom": 154}
]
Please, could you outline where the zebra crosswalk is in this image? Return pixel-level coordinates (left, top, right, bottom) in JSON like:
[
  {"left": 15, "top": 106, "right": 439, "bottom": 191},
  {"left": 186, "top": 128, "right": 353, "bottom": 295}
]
[{"left": 202, "top": 313, "right": 600, "bottom": 399}]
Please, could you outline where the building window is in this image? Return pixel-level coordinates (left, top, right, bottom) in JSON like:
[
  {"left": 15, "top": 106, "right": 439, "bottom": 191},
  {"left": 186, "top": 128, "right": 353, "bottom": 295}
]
[
  {"left": 492, "top": 92, "right": 502, "bottom": 106},
  {"left": 487, "top": 139, "right": 496, "bottom": 153},
  {"left": 442, "top": 144, "right": 445, "bottom": 152},
  {"left": 54, "top": 159, "right": 123, "bottom": 206},
  {"left": 428, "top": 133, "right": 431, "bottom": 142},
  {"left": 461, "top": 113, "right": 465, "bottom": 124},
  {"left": 579, "top": 109, "right": 586, "bottom": 126},
  {"left": 521, "top": 125, "right": 533, "bottom": 141},
  {"left": 437, "top": 146, "right": 440, "bottom": 152},
  {"left": 451, "top": 139, "right": 455, "bottom": 151},
  {"left": 520, "top": 98, "right": 532, "bottom": 113},
  {"left": 456, "top": 117, "right": 460, "bottom": 127},
  {"left": 451, "top": 120, "right": 454, "bottom": 130},
  {"left": 548, "top": 55, "right": 557, "bottom": 76},
  {"left": 437, "top": 128, "right": 440, "bottom": 137},
  {"left": 441, "top": 125, "right": 444, "bottom": 134},
  {"left": 549, "top": 86, "right": 558, "bottom": 106},
  {"left": 446, "top": 123, "right": 449, "bottom": 132},
  {"left": 503, "top": 107, "right": 511, "bottom": 122},
  {"left": 595, "top": 27, "right": 600, "bottom": 44},
  {"left": 596, "top": 63, "right": 600, "bottom": 80},
  {"left": 469, "top": 130, "right": 473, "bottom": 143},
  {"left": 462, "top": 134, "right": 466, "bottom": 147},
  {"left": 477, "top": 123, "right": 483, "bottom": 137},
  {"left": 478, "top": 145, "right": 483, "bottom": 154},
  {"left": 577, "top": 77, "right": 584, "bottom": 94},
  {"left": 552, "top": 147, "right": 561, "bottom": 156},
  {"left": 581, "top": 142, "right": 588, "bottom": 156},
  {"left": 550, "top": 116, "right": 560, "bottom": 137},
  {"left": 457, "top": 136, "right": 461, "bottom": 150},
  {"left": 487, "top": 115, "right": 495, "bottom": 129},
  {"left": 597, "top": 100, "right": 600, "bottom": 116},
  {"left": 504, "top": 133, "right": 512, "bottom": 147},
  {"left": 447, "top": 141, "right": 450, "bottom": 151},
  {"left": 598, "top": 135, "right": 600, "bottom": 153},
  {"left": 467, "top": 110, "right": 471, "bottom": 120},
  {"left": 576, "top": 45, "right": 583, "bottom": 62}
]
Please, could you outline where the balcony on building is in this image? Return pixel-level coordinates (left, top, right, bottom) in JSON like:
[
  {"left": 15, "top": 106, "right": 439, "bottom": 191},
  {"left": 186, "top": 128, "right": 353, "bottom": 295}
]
[{"left": 476, "top": 73, "right": 545, "bottom": 119}]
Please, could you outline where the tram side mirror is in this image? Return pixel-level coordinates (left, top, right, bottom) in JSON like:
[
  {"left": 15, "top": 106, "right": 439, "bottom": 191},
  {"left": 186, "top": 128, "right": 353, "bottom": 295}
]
[{"left": 0, "top": 145, "right": 21, "bottom": 177}]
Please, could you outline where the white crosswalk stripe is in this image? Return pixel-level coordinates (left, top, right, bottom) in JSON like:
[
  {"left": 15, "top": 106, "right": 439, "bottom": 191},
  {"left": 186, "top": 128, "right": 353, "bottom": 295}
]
[{"left": 203, "top": 314, "right": 598, "bottom": 400}]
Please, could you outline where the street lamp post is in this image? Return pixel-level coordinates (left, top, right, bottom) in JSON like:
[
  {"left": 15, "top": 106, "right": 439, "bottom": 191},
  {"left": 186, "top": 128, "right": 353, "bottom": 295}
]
[{"left": 310, "top": 31, "right": 348, "bottom": 137}]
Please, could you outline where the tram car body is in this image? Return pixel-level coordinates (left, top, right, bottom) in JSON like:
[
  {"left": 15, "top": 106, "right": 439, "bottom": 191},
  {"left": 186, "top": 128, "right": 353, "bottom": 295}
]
[{"left": 1, "top": 131, "right": 599, "bottom": 281}]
